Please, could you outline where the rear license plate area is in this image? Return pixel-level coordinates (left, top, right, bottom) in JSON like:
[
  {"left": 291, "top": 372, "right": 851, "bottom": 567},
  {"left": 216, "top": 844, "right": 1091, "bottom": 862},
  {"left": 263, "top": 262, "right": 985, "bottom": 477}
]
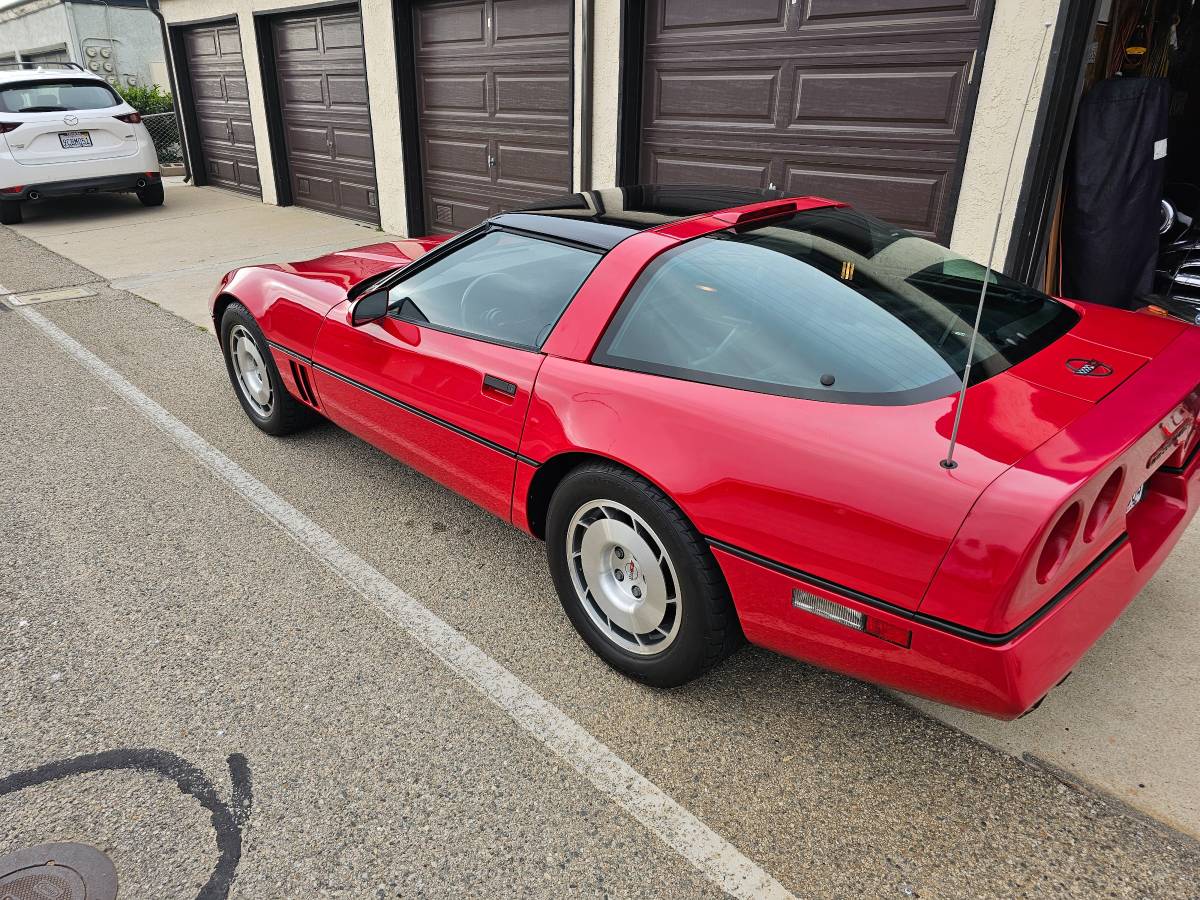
[{"left": 59, "top": 131, "right": 92, "bottom": 149}]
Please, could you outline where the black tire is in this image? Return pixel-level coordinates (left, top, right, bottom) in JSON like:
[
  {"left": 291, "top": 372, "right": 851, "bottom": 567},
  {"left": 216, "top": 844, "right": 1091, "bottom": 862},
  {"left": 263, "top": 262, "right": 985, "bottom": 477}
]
[
  {"left": 0, "top": 201, "right": 22, "bottom": 225},
  {"left": 219, "top": 302, "right": 317, "bottom": 436},
  {"left": 546, "top": 462, "right": 743, "bottom": 687},
  {"left": 137, "top": 182, "right": 165, "bottom": 207}
]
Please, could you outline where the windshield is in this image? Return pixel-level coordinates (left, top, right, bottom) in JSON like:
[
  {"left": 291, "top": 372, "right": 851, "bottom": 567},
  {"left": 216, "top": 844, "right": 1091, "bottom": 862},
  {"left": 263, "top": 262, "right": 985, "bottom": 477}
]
[
  {"left": 594, "top": 207, "right": 1078, "bottom": 405},
  {"left": 0, "top": 79, "right": 120, "bottom": 113}
]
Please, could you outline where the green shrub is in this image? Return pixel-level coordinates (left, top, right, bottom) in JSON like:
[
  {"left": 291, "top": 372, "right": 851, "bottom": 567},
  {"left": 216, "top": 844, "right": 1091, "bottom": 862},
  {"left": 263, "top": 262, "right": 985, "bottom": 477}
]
[{"left": 115, "top": 84, "right": 173, "bottom": 116}]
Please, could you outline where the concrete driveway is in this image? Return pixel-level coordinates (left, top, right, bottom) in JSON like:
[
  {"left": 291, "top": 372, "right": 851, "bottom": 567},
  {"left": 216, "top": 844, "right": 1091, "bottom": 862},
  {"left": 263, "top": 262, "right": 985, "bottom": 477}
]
[
  {"left": 9, "top": 178, "right": 393, "bottom": 330},
  {"left": 3, "top": 182, "right": 1199, "bottom": 898}
]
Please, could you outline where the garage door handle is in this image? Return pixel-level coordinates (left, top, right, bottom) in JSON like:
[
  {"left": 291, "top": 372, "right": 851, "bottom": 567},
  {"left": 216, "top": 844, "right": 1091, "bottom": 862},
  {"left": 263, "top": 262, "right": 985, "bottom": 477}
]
[{"left": 483, "top": 374, "right": 517, "bottom": 399}]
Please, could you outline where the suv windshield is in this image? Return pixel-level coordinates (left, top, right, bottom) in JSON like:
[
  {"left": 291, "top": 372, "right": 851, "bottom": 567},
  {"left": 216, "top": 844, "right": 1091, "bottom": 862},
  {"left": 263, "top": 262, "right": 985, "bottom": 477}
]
[
  {"left": 0, "top": 79, "right": 120, "bottom": 113},
  {"left": 595, "top": 207, "right": 1078, "bottom": 405}
]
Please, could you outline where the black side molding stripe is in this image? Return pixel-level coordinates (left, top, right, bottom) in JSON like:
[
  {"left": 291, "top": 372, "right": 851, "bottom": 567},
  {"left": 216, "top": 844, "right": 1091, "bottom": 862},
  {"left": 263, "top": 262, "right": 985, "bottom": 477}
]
[
  {"left": 264, "top": 340, "right": 542, "bottom": 467},
  {"left": 706, "top": 533, "right": 1129, "bottom": 647}
]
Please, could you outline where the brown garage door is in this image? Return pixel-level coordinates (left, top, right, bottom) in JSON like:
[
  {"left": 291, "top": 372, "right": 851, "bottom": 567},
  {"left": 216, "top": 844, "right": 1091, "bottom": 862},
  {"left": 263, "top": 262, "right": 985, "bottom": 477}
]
[
  {"left": 272, "top": 8, "right": 379, "bottom": 224},
  {"left": 181, "top": 21, "right": 261, "bottom": 196},
  {"left": 637, "top": 0, "right": 991, "bottom": 241},
  {"left": 412, "top": 0, "right": 573, "bottom": 234}
]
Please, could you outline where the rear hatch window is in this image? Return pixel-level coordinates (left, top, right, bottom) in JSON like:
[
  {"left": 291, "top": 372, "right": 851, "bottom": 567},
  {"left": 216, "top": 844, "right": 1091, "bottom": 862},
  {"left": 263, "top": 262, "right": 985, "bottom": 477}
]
[
  {"left": 0, "top": 79, "right": 121, "bottom": 113},
  {"left": 595, "top": 207, "right": 1079, "bottom": 406}
]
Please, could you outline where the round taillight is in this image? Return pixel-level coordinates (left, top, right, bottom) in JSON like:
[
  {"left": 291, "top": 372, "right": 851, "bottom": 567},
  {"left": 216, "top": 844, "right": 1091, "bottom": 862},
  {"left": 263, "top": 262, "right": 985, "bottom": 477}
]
[
  {"left": 1036, "top": 501, "right": 1082, "bottom": 584},
  {"left": 1084, "top": 467, "right": 1124, "bottom": 543}
]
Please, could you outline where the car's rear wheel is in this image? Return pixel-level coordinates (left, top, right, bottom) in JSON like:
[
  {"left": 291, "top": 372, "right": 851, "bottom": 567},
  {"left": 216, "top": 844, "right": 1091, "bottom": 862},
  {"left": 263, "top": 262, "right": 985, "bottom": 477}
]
[
  {"left": 219, "top": 302, "right": 317, "bottom": 436},
  {"left": 137, "top": 182, "right": 165, "bottom": 207},
  {"left": 0, "top": 201, "right": 22, "bottom": 226},
  {"left": 546, "top": 462, "right": 742, "bottom": 687}
]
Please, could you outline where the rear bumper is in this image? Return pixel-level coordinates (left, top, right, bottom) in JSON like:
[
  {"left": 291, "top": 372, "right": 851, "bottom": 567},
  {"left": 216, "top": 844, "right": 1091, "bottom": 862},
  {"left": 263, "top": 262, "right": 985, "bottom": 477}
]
[
  {"left": 1, "top": 171, "right": 160, "bottom": 201},
  {"left": 717, "top": 446, "right": 1200, "bottom": 719}
]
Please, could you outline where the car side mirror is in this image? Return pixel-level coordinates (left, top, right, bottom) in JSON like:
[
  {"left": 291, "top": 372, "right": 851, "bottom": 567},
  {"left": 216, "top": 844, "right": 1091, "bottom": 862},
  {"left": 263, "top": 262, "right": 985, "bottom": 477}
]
[{"left": 351, "top": 289, "right": 389, "bottom": 327}]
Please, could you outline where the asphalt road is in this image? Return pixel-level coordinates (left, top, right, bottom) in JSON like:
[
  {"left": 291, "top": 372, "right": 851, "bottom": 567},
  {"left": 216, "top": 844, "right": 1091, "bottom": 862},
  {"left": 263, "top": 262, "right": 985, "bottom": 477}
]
[{"left": 3, "top": 224, "right": 1200, "bottom": 899}]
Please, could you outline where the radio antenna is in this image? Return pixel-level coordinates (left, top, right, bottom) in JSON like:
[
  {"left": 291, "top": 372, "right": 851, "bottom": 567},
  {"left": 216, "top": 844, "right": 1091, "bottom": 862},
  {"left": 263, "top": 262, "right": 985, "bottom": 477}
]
[{"left": 942, "top": 21, "right": 1054, "bottom": 470}]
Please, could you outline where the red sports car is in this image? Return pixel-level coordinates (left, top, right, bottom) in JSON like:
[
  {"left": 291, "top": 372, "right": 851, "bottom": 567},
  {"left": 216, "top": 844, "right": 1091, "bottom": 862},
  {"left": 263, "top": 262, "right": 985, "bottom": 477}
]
[{"left": 210, "top": 186, "right": 1200, "bottom": 719}]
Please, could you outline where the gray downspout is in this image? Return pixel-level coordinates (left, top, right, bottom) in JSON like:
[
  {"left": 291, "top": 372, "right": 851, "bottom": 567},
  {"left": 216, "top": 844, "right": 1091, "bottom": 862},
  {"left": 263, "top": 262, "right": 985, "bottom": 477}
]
[
  {"left": 146, "top": 0, "right": 191, "bottom": 182},
  {"left": 580, "top": 0, "right": 593, "bottom": 191}
]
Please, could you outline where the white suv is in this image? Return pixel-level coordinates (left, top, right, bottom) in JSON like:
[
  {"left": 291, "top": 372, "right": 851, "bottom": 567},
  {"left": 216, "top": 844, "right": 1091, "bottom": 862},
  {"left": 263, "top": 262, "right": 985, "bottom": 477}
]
[{"left": 0, "top": 62, "right": 163, "bottom": 225}]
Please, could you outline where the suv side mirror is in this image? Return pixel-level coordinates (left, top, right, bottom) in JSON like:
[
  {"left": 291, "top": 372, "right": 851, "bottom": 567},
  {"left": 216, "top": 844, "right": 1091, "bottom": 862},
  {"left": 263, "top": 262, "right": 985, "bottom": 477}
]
[{"left": 351, "top": 289, "right": 389, "bottom": 326}]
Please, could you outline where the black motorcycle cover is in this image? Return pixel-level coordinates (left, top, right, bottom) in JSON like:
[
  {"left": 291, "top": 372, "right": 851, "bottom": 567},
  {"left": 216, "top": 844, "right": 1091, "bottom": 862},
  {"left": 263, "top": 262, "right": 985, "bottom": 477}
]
[{"left": 1062, "top": 76, "right": 1169, "bottom": 308}]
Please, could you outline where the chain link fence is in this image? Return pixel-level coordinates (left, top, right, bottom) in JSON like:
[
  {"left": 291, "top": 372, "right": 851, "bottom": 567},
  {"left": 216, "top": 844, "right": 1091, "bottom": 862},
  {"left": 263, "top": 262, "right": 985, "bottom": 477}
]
[{"left": 141, "top": 111, "right": 183, "bottom": 167}]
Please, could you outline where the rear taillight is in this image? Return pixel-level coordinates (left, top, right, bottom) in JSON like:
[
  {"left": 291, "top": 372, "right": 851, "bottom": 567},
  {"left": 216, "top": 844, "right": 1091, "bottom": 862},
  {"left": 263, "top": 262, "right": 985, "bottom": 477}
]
[
  {"left": 1084, "top": 468, "right": 1124, "bottom": 542},
  {"left": 114, "top": 112, "right": 142, "bottom": 124},
  {"left": 0, "top": 122, "right": 20, "bottom": 134},
  {"left": 1036, "top": 501, "right": 1083, "bottom": 584},
  {"left": 1, "top": 185, "right": 22, "bottom": 194}
]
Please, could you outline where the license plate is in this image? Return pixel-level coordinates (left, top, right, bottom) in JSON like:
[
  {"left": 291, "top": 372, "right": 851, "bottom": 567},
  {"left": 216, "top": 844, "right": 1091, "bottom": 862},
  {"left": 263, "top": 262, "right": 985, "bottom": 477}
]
[
  {"left": 59, "top": 131, "right": 92, "bottom": 149},
  {"left": 1127, "top": 483, "right": 1146, "bottom": 513}
]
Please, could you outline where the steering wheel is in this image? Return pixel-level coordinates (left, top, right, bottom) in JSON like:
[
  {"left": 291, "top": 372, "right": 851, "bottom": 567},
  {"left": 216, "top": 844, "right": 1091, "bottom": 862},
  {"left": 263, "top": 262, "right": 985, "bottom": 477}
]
[{"left": 459, "top": 271, "right": 527, "bottom": 339}]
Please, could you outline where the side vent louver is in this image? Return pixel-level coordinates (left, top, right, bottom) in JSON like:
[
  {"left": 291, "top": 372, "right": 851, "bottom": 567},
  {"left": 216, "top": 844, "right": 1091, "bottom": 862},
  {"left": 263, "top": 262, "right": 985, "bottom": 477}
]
[{"left": 288, "top": 360, "right": 319, "bottom": 409}]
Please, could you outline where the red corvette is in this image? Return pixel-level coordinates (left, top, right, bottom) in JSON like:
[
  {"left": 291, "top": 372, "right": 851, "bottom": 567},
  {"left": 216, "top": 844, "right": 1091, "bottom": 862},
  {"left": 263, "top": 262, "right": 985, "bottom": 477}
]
[{"left": 210, "top": 186, "right": 1200, "bottom": 719}]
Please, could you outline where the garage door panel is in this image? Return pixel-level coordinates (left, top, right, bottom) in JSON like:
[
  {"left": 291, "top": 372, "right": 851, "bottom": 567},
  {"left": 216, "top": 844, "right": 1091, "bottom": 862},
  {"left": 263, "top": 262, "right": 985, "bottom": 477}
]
[
  {"left": 328, "top": 74, "right": 370, "bottom": 107},
  {"left": 782, "top": 162, "right": 947, "bottom": 234},
  {"left": 640, "top": 0, "right": 988, "bottom": 242},
  {"left": 418, "top": 1, "right": 487, "bottom": 50},
  {"left": 423, "top": 73, "right": 489, "bottom": 113},
  {"left": 493, "top": 0, "right": 572, "bottom": 44},
  {"left": 654, "top": 0, "right": 788, "bottom": 35},
  {"left": 494, "top": 72, "right": 570, "bottom": 119},
  {"left": 789, "top": 67, "right": 965, "bottom": 133},
  {"left": 425, "top": 137, "right": 491, "bottom": 181},
  {"left": 653, "top": 69, "right": 779, "bottom": 124},
  {"left": 803, "top": 0, "right": 981, "bottom": 29},
  {"left": 427, "top": 192, "right": 493, "bottom": 233},
  {"left": 224, "top": 75, "right": 250, "bottom": 102},
  {"left": 333, "top": 128, "right": 375, "bottom": 164},
  {"left": 182, "top": 20, "right": 261, "bottom": 198},
  {"left": 414, "top": 0, "right": 573, "bottom": 230},
  {"left": 496, "top": 143, "right": 570, "bottom": 191},
  {"left": 280, "top": 74, "right": 326, "bottom": 106},
  {"left": 644, "top": 150, "right": 773, "bottom": 189},
  {"left": 272, "top": 9, "right": 379, "bottom": 224}
]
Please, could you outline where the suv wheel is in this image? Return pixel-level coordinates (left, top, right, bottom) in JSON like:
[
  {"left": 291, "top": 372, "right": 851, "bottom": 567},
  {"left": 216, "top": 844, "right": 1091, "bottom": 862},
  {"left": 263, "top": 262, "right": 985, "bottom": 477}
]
[
  {"left": 0, "top": 201, "right": 22, "bottom": 226},
  {"left": 137, "top": 182, "right": 165, "bottom": 207}
]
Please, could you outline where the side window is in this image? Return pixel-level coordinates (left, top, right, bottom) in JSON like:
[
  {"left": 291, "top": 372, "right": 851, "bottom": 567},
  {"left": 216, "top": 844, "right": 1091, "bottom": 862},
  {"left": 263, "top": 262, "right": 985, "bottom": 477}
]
[{"left": 387, "top": 230, "right": 600, "bottom": 348}]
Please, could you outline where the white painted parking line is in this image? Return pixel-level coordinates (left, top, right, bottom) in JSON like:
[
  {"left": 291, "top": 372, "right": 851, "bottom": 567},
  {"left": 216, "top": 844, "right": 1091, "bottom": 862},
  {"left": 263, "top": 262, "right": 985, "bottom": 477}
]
[{"left": 13, "top": 302, "right": 796, "bottom": 900}]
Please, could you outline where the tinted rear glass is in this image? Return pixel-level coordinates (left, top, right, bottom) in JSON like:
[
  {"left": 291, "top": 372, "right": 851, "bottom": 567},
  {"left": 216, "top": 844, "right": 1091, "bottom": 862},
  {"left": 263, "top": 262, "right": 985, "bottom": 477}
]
[
  {"left": 595, "top": 207, "right": 1078, "bottom": 406},
  {"left": 0, "top": 80, "right": 120, "bottom": 113}
]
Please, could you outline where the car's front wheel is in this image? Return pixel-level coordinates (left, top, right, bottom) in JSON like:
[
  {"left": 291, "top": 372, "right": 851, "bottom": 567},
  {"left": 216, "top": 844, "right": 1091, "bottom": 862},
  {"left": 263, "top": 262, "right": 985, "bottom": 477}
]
[
  {"left": 546, "top": 462, "right": 743, "bottom": 687},
  {"left": 219, "top": 302, "right": 317, "bottom": 436},
  {"left": 0, "top": 201, "right": 22, "bottom": 225}
]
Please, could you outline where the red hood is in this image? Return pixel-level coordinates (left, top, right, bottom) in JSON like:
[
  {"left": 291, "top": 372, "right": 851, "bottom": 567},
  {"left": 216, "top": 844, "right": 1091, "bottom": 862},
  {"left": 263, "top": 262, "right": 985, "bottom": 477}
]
[{"left": 273, "top": 237, "right": 450, "bottom": 291}]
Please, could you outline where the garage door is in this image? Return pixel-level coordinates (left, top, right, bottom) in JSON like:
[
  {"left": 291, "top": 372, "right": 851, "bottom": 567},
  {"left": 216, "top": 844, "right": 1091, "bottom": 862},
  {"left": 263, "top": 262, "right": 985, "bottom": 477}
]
[
  {"left": 637, "top": 1, "right": 991, "bottom": 241},
  {"left": 181, "top": 22, "right": 260, "bottom": 196},
  {"left": 272, "top": 8, "right": 379, "bottom": 224},
  {"left": 412, "top": 0, "right": 573, "bottom": 234}
]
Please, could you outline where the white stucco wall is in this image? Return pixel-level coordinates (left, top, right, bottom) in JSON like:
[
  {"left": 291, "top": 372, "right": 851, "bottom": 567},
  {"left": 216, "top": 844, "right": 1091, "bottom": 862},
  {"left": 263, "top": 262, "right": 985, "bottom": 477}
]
[
  {"left": 160, "top": 0, "right": 407, "bottom": 233},
  {"left": 949, "top": 0, "right": 1063, "bottom": 264},
  {"left": 589, "top": 0, "right": 620, "bottom": 189},
  {"left": 0, "top": 1, "right": 72, "bottom": 61}
]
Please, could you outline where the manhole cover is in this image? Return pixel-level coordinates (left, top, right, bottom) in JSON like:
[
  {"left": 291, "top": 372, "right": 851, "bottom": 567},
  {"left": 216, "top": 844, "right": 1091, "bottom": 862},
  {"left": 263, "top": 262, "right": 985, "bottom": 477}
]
[{"left": 0, "top": 843, "right": 116, "bottom": 900}]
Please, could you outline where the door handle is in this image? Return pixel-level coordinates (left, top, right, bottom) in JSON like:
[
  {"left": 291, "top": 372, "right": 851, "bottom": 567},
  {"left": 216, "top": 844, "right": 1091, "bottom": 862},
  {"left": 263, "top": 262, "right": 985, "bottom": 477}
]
[{"left": 482, "top": 374, "right": 517, "bottom": 399}]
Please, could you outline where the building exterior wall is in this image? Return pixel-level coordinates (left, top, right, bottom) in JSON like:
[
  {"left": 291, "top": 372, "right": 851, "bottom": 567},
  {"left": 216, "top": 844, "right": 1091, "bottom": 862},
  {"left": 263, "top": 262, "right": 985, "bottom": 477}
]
[
  {"left": 68, "top": 4, "right": 169, "bottom": 90},
  {"left": 949, "top": 0, "right": 1064, "bottom": 263},
  {"left": 157, "top": 0, "right": 1068, "bottom": 267},
  {"left": 0, "top": 1, "right": 73, "bottom": 63}
]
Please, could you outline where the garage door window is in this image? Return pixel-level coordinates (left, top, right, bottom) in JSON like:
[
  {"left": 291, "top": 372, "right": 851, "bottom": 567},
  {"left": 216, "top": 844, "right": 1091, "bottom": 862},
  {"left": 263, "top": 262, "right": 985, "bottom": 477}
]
[
  {"left": 595, "top": 208, "right": 1077, "bottom": 406},
  {"left": 389, "top": 231, "right": 600, "bottom": 349}
]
